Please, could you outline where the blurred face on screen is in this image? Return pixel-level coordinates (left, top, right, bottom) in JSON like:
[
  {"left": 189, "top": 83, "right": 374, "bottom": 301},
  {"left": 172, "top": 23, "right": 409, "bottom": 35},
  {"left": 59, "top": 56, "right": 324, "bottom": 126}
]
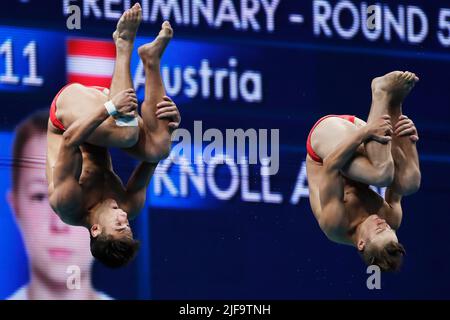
[{"left": 8, "top": 133, "right": 93, "bottom": 283}]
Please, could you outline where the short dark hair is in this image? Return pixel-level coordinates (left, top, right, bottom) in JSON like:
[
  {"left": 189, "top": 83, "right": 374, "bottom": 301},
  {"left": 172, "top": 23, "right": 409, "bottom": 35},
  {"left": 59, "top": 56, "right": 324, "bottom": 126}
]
[
  {"left": 90, "top": 233, "right": 140, "bottom": 268},
  {"left": 12, "top": 110, "right": 49, "bottom": 191},
  {"left": 360, "top": 241, "right": 406, "bottom": 272}
]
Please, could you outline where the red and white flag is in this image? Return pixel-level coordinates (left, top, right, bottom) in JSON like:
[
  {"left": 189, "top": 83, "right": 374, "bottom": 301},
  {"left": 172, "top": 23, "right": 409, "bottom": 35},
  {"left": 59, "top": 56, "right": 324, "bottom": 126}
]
[{"left": 66, "top": 38, "right": 116, "bottom": 87}]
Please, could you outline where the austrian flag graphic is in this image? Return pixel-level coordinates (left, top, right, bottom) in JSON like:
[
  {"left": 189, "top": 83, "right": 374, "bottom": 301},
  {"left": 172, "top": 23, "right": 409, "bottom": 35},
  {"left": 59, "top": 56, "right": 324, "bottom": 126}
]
[{"left": 66, "top": 38, "right": 116, "bottom": 87}]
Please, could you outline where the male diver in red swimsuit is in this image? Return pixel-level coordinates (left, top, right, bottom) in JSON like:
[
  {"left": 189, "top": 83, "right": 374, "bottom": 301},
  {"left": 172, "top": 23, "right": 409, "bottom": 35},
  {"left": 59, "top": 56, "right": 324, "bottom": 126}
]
[
  {"left": 46, "top": 4, "right": 180, "bottom": 268},
  {"left": 306, "top": 71, "right": 421, "bottom": 271}
]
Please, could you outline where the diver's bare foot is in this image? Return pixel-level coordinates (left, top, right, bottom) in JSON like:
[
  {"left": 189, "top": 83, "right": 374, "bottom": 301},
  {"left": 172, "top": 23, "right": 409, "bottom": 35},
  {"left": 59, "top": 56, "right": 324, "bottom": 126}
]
[
  {"left": 138, "top": 21, "right": 173, "bottom": 67},
  {"left": 112, "top": 3, "right": 142, "bottom": 44},
  {"left": 371, "top": 71, "right": 419, "bottom": 104}
]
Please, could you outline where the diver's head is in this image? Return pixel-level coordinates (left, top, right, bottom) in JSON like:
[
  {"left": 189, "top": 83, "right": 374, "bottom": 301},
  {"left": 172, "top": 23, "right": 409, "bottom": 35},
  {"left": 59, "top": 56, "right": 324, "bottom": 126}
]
[
  {"left": 357, "top": 215, "right": 405, "bottom": 272},
  {"left": 89, "top": 199, "right": 140, "bottom": 268}
]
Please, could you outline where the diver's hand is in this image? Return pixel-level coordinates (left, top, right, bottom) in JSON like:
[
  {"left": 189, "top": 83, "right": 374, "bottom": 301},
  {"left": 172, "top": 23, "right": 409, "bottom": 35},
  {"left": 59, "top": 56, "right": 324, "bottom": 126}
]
[
  {"left": 111, "top": 88, "right": 138, "bottom": 117},
  {"left": 395, "top": 115, "right": 419, "bottom": 142},
  {"left": 155, "top": 96, "right": 181, "bottom": 131},
  {"left": 364, "top": 115, "right": 393, "bottom": 144}
]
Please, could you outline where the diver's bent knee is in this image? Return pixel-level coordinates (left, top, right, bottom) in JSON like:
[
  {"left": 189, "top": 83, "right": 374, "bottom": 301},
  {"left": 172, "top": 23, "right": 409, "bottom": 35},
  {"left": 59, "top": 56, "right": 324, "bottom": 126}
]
[
  {"left": 397, "top": 169, "right": 421, "bottom": 195},
  {"left": 140, "top": 143, "right": 171, "bottom": 163},
  {"left": 120, "top": 127, "right": 140, "bottom": 148},
  {"left": 372, "top": 161, "right": 395, "bottom": 187},
  {"left": 146, "top": 147, "right": 170, "bottom": 163}
]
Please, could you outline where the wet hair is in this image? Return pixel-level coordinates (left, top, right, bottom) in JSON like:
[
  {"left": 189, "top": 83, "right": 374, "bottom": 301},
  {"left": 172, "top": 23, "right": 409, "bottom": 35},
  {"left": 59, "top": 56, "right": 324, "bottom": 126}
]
[
  {"left": 90, "top": 233, "right": 140, "bottom": 268},
  {"left": 360, "top": 241, "right": 406, "bottom": 272},
  {"left": 11, "top": 110, "right": 49, "bottom": 191}
]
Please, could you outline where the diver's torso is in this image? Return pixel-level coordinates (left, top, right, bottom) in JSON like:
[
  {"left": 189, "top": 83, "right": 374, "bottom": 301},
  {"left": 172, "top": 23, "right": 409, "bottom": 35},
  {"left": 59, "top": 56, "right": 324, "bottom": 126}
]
[
  {"left": 306, "top": 158, "right": 391, "bottom": 245},
  {"left": 46, "top": 129, "right": 127, "bottom": 223},
  {"left": 78, "top": 143, "right": 127, "bottom": 212}
]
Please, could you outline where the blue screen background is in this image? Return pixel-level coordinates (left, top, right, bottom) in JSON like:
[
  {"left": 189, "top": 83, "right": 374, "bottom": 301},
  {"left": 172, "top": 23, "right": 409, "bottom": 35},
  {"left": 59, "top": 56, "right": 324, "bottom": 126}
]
[{"left": 0, "top": 0, "right": 449, "bottom": 299}]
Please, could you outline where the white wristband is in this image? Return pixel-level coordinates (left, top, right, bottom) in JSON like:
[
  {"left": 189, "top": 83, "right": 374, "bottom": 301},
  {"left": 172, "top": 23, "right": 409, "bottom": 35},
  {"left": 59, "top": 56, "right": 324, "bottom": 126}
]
[{"left": 104, "top": 100, "right": 118, "bottom": 116}]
